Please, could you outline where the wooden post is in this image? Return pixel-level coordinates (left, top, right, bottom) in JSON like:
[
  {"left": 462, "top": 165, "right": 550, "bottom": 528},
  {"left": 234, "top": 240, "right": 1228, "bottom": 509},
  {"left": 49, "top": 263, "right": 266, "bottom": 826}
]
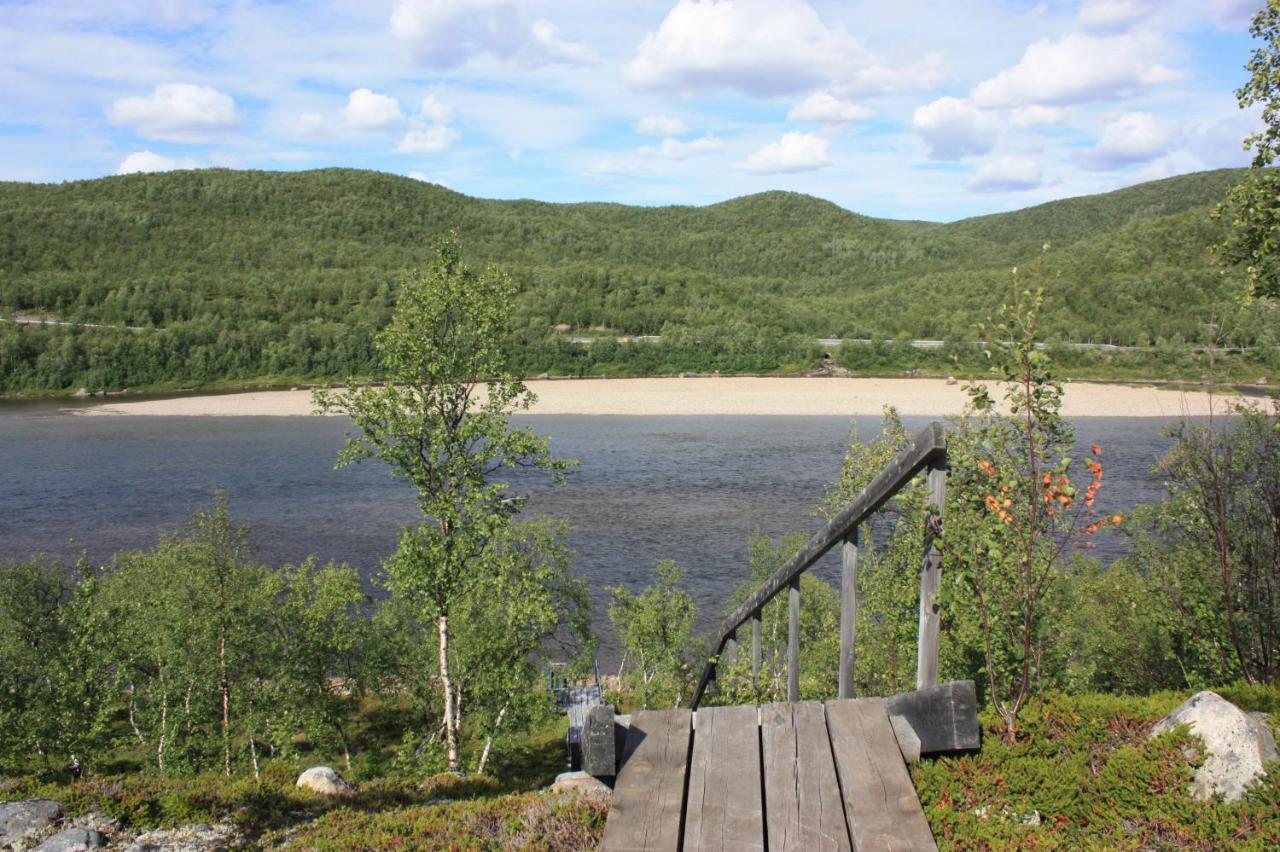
[
  {"left": 788, "top": 577, "right": 801, "bottom": 702},
  {"left": 838, "top": 528, "right": 859, "bottom": 700},
  {"left": 725, "top": 631, "right": 737, "bottom": 671},
  {"left": 751, "top": 609, "right": 762, "bottom": 681},
  {"left": 917, "top": 463, "right": 946, "bottom": 690}
]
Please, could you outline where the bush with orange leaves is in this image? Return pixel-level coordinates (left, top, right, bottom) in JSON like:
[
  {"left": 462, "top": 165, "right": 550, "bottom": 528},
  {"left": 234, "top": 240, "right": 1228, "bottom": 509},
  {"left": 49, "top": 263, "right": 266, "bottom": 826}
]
[{"left": 943, "top": 249, "right": 1119, "bottom": 742}]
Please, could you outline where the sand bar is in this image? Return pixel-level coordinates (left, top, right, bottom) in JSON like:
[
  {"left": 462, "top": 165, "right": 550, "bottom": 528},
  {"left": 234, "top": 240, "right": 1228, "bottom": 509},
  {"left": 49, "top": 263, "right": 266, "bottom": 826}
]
[{"left": 71, "top": 377, "right": 1261, "bottom": 418}]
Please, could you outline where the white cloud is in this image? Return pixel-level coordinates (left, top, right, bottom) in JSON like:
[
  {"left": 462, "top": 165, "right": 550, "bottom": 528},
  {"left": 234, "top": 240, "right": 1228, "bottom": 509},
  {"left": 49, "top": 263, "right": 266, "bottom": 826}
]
[
  {"left": 1077, "top": 0, "right": 1160, "bottom": 33},
  {"left": 418, "top": 95, "right": 452, "bottom": 125},
  {"left": 389, "top": 0, "right": 595, "bottom": 69},
  {"left": 971, "top": 33, "right": 1184, "bottom": 108},
  {"left": 530, "top": 19, "right": 599, "bottom": 66},
  {"left": 341, "top": 88, "right": 405, "bottom": 132},
  {"left": 1081, "top": 111, "right": 1172, "bottom": 170},
  {"left": 397, "top": 124, "right": 461, "bottom": 153},
  {"left": 734, "top": 131, "right": 830, "bottom": 174},
  {"left": 638, "top": 134, "right": 724, "bottom": 159},
  {"left": 1010, "top": 105, "right": 1066, "bottom": 128},
  {"left": 1211, "top": 0, "right": 1264, "bottom": 29},
  {"left": 1186, "top": 108, "right": 1259, "bottom": 168},
  {"left": 108, "top": 83, "right": 238, "bottom": 143},
  {"left": 625, "top": 0, "right": 931, "bottom": 97},
  {"left": 116, "top": 149, "right": 201, "bottom": 174},
  {"left": 969, "top": 156, "right": 1044, "bottom": 192},
  {"left": 636, "top": 115, "right": 687, "bottom": 137},
  {"left": 912, "top": 96, "right": 999, "bottom": 160},
  {"left": 787, "top": 91, "right": 873, "bottom": 124}
]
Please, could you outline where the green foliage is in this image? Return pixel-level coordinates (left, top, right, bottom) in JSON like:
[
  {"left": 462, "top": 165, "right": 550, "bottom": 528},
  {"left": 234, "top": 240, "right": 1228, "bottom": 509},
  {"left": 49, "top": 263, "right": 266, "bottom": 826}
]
[
  {"left": 0, "top": 167, "right": 1262, "bottom": 393},
  {"left": 318, "top": 233, "right": 576, "bottom": 771},
  {"left": 1218, "top": 1, "right": 1280, "bottom": 299},
  {"left": 943, "top": 252, "right": 1118, "bottom": 737},
  {"left": 608, "top": 561, "right": 699, "bottom": 709},
  {"left": 913, "top": 691, "right": 1280, "bottom": 850},
  {"left": 1113, "top": 406, "right": 1280, "bottom": 686},
  {"left": 0, "top": 558, "right": 115, "bottom": 771}
]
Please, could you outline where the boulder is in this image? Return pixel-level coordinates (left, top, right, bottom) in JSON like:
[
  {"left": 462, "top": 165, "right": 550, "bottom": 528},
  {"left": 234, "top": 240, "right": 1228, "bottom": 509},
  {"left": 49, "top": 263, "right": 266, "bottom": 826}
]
[
  {"left": 1150, "top": 690, "right": 1278, "bottom": 801},
  {"left": 550, "top": 771, "right": 612, "bottom": 799},
  {"left": 295, "top": 766, "right": 353, "bottom": 796},
  {"left": 0, "top": 799, "right": 64, "bottom": 844},
  {"left": 34, "top": 828, "right": 106, "bottom": 851}
]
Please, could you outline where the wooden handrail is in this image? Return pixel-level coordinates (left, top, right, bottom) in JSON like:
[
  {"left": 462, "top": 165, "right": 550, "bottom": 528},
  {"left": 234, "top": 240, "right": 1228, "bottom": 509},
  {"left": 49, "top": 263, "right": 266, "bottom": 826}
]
[{"left": 690, "top": 421, "right": 948, "bottom": 710}]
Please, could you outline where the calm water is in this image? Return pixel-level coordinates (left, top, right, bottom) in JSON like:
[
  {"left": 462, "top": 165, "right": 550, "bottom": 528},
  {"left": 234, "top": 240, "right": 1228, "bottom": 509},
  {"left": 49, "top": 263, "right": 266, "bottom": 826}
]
[{"left": 0, "top": 404, "right": 1187, "bottom": 651}]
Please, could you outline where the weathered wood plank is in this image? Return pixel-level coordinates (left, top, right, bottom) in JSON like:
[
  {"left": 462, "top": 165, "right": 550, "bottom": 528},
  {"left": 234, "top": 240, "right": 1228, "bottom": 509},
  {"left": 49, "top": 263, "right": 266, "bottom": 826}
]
[
  {"left": 683, "top": 705, "right": 764, "bottom": 851},
  {"left": 883, "top": 681, "right": 980, "bottom": 761},
  {"left": 692, "top": 422, "right": 946, "bottom": 708},
  {"left": 788, "top": 578, "right": 801, "bottom": 703},
  {"left": 761, "top": 702, "right": 852, "bottom": 852},
  {"left": 916, "top": 464, "right": 946, "bottom": 690},
  {"left": 584, "top": 704, "right": 617, "bottom": 778},
  {"left": 603, "top": 709, "right": 693, "bottom": 852},
  {"left": 838, "top": 531, "right": 859, "bottom": 700},
  {"left": 826, "top": 699, "right": 937, "bottom": 852}
]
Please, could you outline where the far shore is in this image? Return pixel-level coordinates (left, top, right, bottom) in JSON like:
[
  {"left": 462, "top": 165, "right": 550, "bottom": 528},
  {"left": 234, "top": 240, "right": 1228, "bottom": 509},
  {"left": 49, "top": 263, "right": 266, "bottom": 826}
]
[{"left": 68, "top": 376, "right": 1263, "bottom": 418}]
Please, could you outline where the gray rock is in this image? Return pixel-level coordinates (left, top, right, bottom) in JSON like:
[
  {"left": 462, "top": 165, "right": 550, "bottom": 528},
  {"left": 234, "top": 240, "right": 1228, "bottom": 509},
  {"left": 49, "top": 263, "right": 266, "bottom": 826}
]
[
  {"left": 0, "top": 799, "right": 64, "bottom": 844},
  {"left": 33, "top": 828, "right": 106, "bottom": 851},
  {"left": 550, "top": 771, "right": 612, "bottom": 799},
  {"left": 1150, "top": 690, "right": 1279, "bottom": 801},
  {"left": 124, "top": 822, "right": 238, "bottom": 852},
  {"left": 296, "top": 766, "right": 353, "bottom": 796}
]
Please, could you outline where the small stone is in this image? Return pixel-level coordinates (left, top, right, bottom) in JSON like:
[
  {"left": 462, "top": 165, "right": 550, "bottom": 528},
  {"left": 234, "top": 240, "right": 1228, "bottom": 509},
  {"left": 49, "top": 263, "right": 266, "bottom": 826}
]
[
  {"left": 0, "top": 799, "right": 64, "bottom": 843},
  {"left": 72, "top": 388, "right": 90, "bottom": 398},
  {"left": 1150, "top": 690, "right": 1279, "bottom": 801},
  {"left": 1256, "top": 377, "right": 1268, "bottom": 386},
  {"left": 946, "top": 375, "right": 958, "bottom": 386},
  {"left": 296, "top": 766, "right": 353, "bottom": 796},
  {"left": 550, "top": 771, "right": 612, "bottom": 799},
  {"left": 1020, "top": 810, "right": 1041, "bottom": 826},
  {"left": 35, "top": 827, "right": 107, "bottom": 851}
]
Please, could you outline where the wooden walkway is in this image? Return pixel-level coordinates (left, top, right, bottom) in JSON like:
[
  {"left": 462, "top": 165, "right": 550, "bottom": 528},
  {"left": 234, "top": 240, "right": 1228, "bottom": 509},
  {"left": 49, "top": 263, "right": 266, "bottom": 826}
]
[{"left": 602, "top": 698, "right": 937, "bottom": 851}]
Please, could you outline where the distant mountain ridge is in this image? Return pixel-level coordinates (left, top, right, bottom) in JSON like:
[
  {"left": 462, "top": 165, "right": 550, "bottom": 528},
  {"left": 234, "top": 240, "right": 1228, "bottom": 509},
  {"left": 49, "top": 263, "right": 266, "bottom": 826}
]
[{"left": 0, "top": 167, "right": 1260, "bottom": 392}]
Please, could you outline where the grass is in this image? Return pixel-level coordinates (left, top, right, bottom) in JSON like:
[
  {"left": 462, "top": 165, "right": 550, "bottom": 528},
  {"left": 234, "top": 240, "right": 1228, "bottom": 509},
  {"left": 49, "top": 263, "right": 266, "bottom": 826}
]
[{"left": 2, "top": 689, "right": 1276, "bottom": 849}]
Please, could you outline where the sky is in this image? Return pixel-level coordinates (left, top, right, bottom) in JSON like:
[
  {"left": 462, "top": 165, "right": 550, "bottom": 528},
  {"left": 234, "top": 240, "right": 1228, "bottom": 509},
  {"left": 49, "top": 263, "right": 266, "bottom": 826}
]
[{"left": 0, "top": 0, "right": 1267, "bottom": 220}]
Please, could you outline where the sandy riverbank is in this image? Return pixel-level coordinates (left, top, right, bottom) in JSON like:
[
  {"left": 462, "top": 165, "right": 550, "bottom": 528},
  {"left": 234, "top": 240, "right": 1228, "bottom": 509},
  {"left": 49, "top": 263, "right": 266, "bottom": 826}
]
[{"left": 70, "top": 377, "right": 1258, "bottom": 418}]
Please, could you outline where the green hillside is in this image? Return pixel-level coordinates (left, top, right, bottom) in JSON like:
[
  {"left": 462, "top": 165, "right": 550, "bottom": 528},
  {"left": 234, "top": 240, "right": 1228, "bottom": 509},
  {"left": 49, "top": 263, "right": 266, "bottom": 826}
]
[{"left": 0, "top": 167, "right": 1269, "bottom": 393}]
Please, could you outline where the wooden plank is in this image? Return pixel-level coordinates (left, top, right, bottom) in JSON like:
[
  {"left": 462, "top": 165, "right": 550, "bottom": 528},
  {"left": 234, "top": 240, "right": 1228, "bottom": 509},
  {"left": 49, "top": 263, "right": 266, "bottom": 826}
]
[
  {"left": 603, "top": 709, "right": 693, "bottom": 852},
  {"left": 683, "top": 705, "right": 764, "bottom": 851},
  {"left": 761, "top": 702, "right": 852, "bottom": 852},
  {"left": 584, "top": 704, "right": 617, "bottom": 778},
  {"left": 916, "top": 464, "right": 946, "bottom": 690},
  {"left": 838, "top": 531, "right": 859, "bottom": 700},
  {"left": 692, "top": 422, "right": 946, "bottom": 708},
  {"left": 788, "top": 578, "right": 801, "bottom": 703},
  {"left": 826, "top": 699, "right": 937, "bottom": 852},
  {"left": 883, "top": 681, "right": 980, "bottom": 760}
]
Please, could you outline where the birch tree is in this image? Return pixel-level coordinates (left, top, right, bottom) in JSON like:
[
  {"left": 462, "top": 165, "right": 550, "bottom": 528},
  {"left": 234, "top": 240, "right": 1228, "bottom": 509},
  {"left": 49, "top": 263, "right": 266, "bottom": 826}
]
[{"left": 317, "top": 234, "right": 569, "bottom": 772}]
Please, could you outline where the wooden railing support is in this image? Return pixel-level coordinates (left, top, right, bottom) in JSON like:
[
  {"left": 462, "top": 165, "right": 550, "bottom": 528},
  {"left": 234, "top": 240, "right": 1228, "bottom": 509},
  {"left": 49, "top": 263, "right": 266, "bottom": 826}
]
[
  {"left": 838, "top": 529, "right": 859, "bottom": 700},
  {"left": 725, "top": 632, "right": 737, "bottom": 670},
  {"left": 688, "top": 422, "right": 947, "bottom": 710},
  {"left": 788, "top": 577, "right": 801, "bottom": 702},
  {"left": 916, "top": 462, "right": 947, "bottom": 690},
  {"left": 751, "top": 610, "right": 762, "bottom": 681}
]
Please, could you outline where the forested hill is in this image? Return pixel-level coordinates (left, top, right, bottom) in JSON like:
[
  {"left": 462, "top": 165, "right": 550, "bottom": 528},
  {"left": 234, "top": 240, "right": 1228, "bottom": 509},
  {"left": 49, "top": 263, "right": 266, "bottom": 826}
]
[{"left": 0, "top": 167, "right": 1263, "bottom": 392}]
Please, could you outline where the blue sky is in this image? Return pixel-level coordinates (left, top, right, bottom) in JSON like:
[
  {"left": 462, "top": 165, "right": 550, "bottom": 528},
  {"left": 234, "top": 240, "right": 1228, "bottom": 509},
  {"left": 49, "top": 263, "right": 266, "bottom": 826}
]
[{"left": 0, "top": 0, "right": 1266, "bottom": 220}]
